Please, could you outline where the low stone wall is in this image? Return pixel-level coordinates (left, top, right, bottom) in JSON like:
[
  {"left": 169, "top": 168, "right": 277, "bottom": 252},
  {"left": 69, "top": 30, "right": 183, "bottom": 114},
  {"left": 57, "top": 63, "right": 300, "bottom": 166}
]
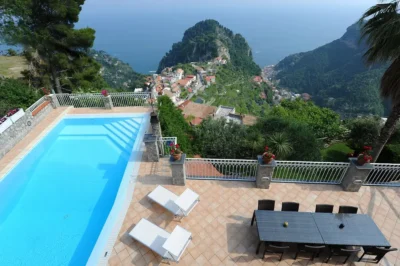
[{"left": 0, "top": 104, "right": 54, "bottom": 160}]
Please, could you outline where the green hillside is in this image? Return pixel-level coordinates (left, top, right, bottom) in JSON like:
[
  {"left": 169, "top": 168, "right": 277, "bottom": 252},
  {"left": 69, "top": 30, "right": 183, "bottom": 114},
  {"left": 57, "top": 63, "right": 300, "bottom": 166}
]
[
  {"left": 89, "top": 50, "right": 146, "bottom": 90},
  {"left": 274, "top": 23, "right": 388, "bottom": 118}
]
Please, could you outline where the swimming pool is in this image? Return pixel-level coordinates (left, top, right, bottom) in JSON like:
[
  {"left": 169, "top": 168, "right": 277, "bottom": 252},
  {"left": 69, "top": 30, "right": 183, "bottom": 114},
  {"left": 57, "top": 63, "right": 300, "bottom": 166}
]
[{"left": 0, "top": 114, "right": 148, "bottom": 265}]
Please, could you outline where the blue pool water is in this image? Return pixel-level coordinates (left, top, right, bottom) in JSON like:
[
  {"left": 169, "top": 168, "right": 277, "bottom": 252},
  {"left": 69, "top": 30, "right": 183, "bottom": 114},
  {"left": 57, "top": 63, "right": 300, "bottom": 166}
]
[{"left": 0, "top": 115, "right": 146, "bottom": 265}]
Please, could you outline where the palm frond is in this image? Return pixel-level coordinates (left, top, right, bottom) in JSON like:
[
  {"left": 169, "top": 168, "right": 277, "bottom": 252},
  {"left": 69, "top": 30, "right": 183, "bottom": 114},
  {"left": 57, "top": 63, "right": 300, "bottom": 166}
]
[
  {"left": 359, "top": 1, "right": 400, "bottom": 63},
  {"left": 381, "top": 56, "right": 400, "bottom": 104}
]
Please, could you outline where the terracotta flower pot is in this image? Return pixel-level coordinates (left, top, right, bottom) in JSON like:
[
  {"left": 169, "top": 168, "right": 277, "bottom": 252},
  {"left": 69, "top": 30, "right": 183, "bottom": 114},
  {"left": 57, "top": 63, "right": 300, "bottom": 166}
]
[
  {"left": 263, "top": 156, "right": 272, "bottom": 164},
  {"left": 172, "top": 153, "right": 182, "bottom": 161},
  {"left": 357, "top": 157, "right": 367, "bottom": 166}
]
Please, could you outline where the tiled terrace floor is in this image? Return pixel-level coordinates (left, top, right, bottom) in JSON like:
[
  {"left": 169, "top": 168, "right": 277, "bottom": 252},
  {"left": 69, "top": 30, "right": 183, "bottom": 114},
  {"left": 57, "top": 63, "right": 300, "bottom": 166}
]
[{"left": 110, "top": 158, "right": 400, "bottom": 266}]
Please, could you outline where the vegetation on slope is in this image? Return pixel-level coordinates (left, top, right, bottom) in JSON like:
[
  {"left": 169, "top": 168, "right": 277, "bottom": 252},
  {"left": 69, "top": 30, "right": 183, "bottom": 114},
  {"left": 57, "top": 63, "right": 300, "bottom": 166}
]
[
  {"left": 158, "top": 20, "right": 260, "bottom": 76},
  {"left": 0, "top": 78, "right": 42, "bottom": 116},
  {"left": 196, "top": 64, "right": 272, "bottom": 116},
  {"left": 90, "top": 50, "right": 146, "bottom": 90},
  {"left": 274, "top": 23, "right": 387, "bottom": 117}
]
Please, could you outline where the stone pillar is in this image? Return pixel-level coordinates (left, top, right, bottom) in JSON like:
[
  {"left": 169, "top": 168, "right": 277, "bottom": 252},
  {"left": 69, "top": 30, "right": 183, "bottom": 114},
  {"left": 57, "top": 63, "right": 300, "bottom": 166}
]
[
  {"left": 103, "top": 95, "right": 113, "bottom": 110},
  {"left": 150, "top": 111, "right": 162, "bottom": 137},
  {"left": 46, "top": 94, "right": 59, "bottom": 108},
  {"left": 256, "top": 155, "right": 275, "bottom": 189},
  {"left": 143, "top": 134, "right": 159, "bottom": 162},
  {"left": 170, "top": 153, "right": 186, "bottom": 186},
  {"left": 341, "top": 158, "right": 374, "bottom": 192}
]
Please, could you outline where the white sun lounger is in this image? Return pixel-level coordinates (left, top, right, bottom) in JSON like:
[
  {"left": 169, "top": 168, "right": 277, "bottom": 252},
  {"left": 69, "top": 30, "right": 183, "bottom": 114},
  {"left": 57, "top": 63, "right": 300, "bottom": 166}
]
[
  {"left": 129, "top": 218, "right": 192, "bottom": 262},
  {"left": 147, "top": 185, "right": 199, "bottom": 217}
]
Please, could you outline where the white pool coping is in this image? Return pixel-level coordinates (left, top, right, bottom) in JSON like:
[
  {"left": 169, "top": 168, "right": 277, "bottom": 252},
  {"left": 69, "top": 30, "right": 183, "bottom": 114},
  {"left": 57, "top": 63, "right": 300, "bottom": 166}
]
[{"left": 0, "top": 111, "right": 150, "bottom": 266}]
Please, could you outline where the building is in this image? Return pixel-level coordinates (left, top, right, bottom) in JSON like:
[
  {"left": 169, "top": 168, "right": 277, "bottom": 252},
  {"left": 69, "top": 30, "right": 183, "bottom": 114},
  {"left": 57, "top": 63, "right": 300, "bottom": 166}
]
[
  {"left": 253, "top": 76, "right": 263, "bottom": 84},
  {"left": 214, "top": 105, "right": 258, "bottom": 125},
  {"left": 175, "top": 68, "right": 184, "bottom": 80},
  {"left": 178, "top": 101, "right": 217, "bottom": 126},
  {"left": 205, "top": 76, "right": 216, "bottom": 86}
]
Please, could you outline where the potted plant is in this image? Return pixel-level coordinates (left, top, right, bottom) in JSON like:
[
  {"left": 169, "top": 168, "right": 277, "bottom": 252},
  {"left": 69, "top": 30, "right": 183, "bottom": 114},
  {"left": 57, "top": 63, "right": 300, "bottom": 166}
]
[
  {"left": 357, "top": 146, "right": 373, "bottom": 166},
  {"left": 262, "top": 146, "right": 275, "bottom": 164},
  {"left": 170, "top": 143, "right": 182, "bottom": 161},
  {"left": 101, "top": 89, "right": 109, "bottom": 97},
  {"left": 7, "top": 108, "right": 25, "bottom": 123}
]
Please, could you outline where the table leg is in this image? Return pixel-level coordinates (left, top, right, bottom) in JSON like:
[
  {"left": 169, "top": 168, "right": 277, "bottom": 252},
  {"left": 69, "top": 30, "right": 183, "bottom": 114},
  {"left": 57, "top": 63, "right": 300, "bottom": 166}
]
[{"left": 256, "top": 241, "right": 263, "bottom": 255}]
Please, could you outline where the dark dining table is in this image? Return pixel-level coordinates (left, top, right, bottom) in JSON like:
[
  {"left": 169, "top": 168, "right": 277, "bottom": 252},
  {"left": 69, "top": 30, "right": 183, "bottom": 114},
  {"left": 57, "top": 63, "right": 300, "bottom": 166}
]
[
  {"left": 254, "top": 210, "right": 391, "bottom": 254},
  {"left": 312, "top": 213, "right": 390, "bottom": 247}
]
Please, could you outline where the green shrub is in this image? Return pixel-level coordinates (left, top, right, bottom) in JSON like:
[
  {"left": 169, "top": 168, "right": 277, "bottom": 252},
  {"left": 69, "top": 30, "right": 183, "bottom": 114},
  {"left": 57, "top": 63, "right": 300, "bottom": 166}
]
[
  {"left": 346, "top": 117, "right": 380, "bottom": 152},
  {"left": 157, "top": 96, "right": 193, "bottom": 155}
]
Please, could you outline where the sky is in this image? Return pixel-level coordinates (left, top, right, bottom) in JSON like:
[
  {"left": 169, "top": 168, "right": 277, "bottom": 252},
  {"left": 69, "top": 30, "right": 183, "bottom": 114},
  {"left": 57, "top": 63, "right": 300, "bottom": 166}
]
[{"left": 77, "top": 0, "right": 379, "bottom": 73}]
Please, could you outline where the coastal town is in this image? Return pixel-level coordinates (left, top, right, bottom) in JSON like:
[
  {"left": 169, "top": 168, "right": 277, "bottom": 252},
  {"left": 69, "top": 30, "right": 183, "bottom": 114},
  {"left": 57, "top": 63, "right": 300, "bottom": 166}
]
[{"left": 139, "top": 58, "right": 311, "bottom": 126}]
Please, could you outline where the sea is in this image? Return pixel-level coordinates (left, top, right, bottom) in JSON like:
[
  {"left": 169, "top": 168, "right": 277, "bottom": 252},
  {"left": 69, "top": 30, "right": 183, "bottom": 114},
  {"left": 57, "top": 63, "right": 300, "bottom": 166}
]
[{"left": 2, "top": 0, "right": 377, "bottom": 74}]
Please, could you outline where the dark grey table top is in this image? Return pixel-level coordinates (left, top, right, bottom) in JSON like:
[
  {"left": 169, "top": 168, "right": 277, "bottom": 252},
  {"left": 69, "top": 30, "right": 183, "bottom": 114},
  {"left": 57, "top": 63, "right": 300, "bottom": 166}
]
[
  {"left": 312, "top": 213, "right": 391, "bottom": 247},
  {"left": 255, "top": 210, "right": 324, "bottom": 244}
]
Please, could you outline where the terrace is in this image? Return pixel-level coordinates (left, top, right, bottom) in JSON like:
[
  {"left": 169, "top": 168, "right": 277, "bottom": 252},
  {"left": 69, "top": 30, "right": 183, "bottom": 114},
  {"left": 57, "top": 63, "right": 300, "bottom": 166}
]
[{"left": 0, "top": 92, "right": 399, "bottom": 266}]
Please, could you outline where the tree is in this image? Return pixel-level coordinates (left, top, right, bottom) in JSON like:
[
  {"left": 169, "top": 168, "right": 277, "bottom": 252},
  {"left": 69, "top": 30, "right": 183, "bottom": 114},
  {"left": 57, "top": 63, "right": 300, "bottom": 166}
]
[
  {"left": 270, "top": 99, "right": 345, "bottom": 140},
  {"left": 0, "top": 0, "right": 104, "bottom": 93},
  {"left": 0, "top": 78, "right": 42, "bottom": 116},
  {"left": 359, "top": 1, "right": 400, "bottom": 162},
  {"left": 157, "top": 96, "right": 193, "bottom": 155},
  {"left": 6, "top": 48, "right": 17, "bottom": 56},
  {"left": 193, "top": 118, "right": 252, "bottom": 159},
  {"left": 346, "top": 117, "right": 381, "bottom": 153},
  {"left": 267, "top": 133, "right": 293, "bottom": 159},
  {"left": 254, "top": 116, "right": 322, "bottom": 161}
]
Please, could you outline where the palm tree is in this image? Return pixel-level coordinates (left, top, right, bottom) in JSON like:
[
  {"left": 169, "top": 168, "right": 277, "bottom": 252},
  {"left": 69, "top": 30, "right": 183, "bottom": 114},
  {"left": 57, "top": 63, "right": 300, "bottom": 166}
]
[
  {"left": 267, "top": 133, "right": 293, "bottom": 159},
  {"left": 359, "top": 1, "right": 400, "bottom": 162}
]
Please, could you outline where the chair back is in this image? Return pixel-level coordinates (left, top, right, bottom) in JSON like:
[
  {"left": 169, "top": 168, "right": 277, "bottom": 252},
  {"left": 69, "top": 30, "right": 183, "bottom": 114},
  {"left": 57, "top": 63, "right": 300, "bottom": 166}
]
[
  {"left": 340, "top": 247, "right": 361, "bottom": 255},
  {"left": 374, "top": 247, "right": 398, "bottom": 255},
  {"left": 282, "top": 202, "right": 299, "bottom": 212},
  {"left": 267, "top": 244, "right": 290, "bottom": 252},
  {"left": 258, "top": 200, "right": 275, "bottom": 211},
  {"left": 304, "top": 245, "right": 326, "bottom": 253},
  {"left": 338, "top": 205, "right": 358, "bottom": 214},
  {"left": 315, "top": 204, "right": 334, "bottom": 213}
]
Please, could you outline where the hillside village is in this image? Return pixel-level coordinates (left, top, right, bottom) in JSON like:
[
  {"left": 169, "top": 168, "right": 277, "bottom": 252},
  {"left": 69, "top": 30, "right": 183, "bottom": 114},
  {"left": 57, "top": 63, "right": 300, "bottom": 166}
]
[{"left": 142, "top": 57, "right": 309, "bottom": 126}]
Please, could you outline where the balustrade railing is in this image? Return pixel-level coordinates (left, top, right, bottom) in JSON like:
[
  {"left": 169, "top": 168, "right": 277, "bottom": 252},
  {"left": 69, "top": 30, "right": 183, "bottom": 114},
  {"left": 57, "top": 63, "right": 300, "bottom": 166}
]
[
  {"left": 110, "top": 92, "right": 149, "bottom": 107},
  {"left": 185, "top": 158, "right": 258, "bottom": 181},
  {"left": 26, "top": 96, "right": 47, "bottom": 113},
  {"left": 55, "top": 92, "right": 151, "bottom": 108},
  {"left": 272, "top": 161, "right": 349, "bottom": 184},
  {"left": 158, "top": 137, "right": 177, "bottom": 156},
  {"left": 364, "top": 163, "right": 400, "bottom": 186}
]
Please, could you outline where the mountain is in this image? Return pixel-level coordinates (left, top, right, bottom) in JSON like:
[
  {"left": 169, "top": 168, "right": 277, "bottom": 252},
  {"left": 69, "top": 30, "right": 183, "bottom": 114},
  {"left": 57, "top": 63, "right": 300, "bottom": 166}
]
[
  {"left": 274, "top": 23, "right": 388, "bottom": 118},
  {"left": 157, "top": 20, "right": 260, "bottom": 75},
  {"left": 90, "top": 50, "right": 146, "bottom": 90}
]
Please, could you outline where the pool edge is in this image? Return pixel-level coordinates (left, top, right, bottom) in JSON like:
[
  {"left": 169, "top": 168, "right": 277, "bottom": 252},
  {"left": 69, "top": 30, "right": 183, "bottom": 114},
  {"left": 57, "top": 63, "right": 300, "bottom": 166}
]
[{"left": 86, "top": 112, "right": 150, "bottom": 266}]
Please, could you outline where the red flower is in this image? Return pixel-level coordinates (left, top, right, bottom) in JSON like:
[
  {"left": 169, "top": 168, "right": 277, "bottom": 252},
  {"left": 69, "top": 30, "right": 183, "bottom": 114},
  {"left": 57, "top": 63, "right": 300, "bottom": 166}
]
[
  {"left": 264, "top": 146, "right": 269, "bottom": 151},
  {"left": 101, "top": 89, "right": 109, "bottom": 96},
  {"left": 175, "top": 144, "right": 180, "bottom": 148}
]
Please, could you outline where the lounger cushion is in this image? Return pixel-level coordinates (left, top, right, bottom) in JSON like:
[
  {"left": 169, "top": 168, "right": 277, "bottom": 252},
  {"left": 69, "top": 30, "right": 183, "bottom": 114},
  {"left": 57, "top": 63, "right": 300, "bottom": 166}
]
[
  {"left": 147, "top": 186, "right": 181, "bottom": 215},
  {"left": 129, "top": 218, "right": 170, "bottom": 258}
]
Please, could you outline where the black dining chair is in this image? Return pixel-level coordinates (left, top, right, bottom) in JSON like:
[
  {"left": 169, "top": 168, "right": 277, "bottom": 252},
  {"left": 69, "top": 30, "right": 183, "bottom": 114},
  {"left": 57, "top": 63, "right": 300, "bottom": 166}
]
[
  {"left": 315, "top": 204, "right": 334, "bottom": 213},
  {"left": 326, "top": 246, "right": 361, "bottom": 264},
  {"left": 294, "top": 244, "right": 326, "bottom": 261},
  {"left": 358, "top": 246, "right": 398, "bottom": 263},
  {"left": 251, "top": 199, "right": 275, "bottom": 226},
  {"left": 338, "top": 205, "right": 358, "bottom": 214},
  {"left": 281, "top": 202, "right": 299, "bottom": 212},
  {"left": 264, "top": 243, "right": 290, "bottom": 261}
]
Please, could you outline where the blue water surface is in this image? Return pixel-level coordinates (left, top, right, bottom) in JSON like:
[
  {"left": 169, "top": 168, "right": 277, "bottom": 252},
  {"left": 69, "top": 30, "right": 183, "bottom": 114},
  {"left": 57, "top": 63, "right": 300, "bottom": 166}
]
[{"left": 0, "top": 116, "right": 143, "bottom": 265}]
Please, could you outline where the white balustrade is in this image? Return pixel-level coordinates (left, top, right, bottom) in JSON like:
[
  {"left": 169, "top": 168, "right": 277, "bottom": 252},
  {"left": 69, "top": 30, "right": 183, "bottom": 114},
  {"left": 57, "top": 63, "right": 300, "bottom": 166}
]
[
  {"left": 185, "top": 158, "right": 258, "bottom": 181},
  {"left": 272, "top": 161, "right": 349, "bottom": 184},
  {"left": 364, "top": 163, "right": 400, "bottom": 186}
]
